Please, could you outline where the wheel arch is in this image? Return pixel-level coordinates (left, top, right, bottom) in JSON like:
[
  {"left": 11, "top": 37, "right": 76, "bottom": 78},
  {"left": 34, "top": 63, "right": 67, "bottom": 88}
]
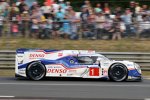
[{"left": 108, "top": 62, "right": 128, "bottom": 71}]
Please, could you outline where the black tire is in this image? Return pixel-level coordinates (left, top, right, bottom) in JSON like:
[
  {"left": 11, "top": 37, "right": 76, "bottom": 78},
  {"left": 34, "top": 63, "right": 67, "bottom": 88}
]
[
  {"left": 27, "top": 62, "right": 46, "bottom": 80},
  {"left": 109, "top": 63, "right": 128, "bottom": 82}
]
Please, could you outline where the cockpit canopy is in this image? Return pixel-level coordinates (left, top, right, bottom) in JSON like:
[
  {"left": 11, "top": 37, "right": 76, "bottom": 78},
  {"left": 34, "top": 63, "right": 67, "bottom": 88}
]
[{"left": 75, "top": 54, "right": 109, "bottom": 65}]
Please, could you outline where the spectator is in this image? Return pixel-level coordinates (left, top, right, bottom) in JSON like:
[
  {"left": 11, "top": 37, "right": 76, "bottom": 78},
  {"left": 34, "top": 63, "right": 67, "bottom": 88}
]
[
  {"left": 136, "top": 8, "right": 144, "bottom": 22},
  {"left": 95, "top": 12, "right": 106, "bottom": 39},
  {"left": 47, "top": 15, "right": 53, "bottom": 28},
  {"left": 142, "top": 5, "right": 148, "bottom": 12},
  {"left": 52, "top": 20, "right": 62, "bottom": 39},
  {"left": 43, "top": 15, "right": 53, "bottom": 39},
  {"left": 55, "top": 7, "right": 65, "bottom": 21},
  {"left": 9, "top": 6, "right": 19, "bottom": 21},
  {"left": 16, "top": 0, "right": 21, "bottom": 6},
  {"left": 39, "top": 18, "right": 47, "bottom": 39},
  {"left": 30, "top": 1, "right": 38, "bottom": 11},
  {"left": 103, "top": 16, "right": 114, "bottom": 39},
  {"left": 121, "top": 9, "right": 132, "bottom": 25},
  {"left": 51, "top": 0, "right": 60, "bottom": 13},
  {"left": 16, "top": 13, "right": 22, "bottom": 33},
  {"left": 31, "top": 19, "right": 39, "bottom": 38},
  {"left": 111, "top": 17, "right": 125, "bottom": 40},
  {"left": 61, "top": 16, "right": 71, "bottom": 39},
  {"left": 139, "top": 15, "right": 150, "bottom": 38},
  {"left": 18, "top": 0, "right": 27, "bottom": 14},
  {"left": 82, "top": 0, "right": 93, "bottom": 14},
  {"left": 65, "top": 1, "right": 71, "bottom": 10},
  {"left": 21, "top": 7, "right": 30, "bottom": 37},
  {"left": 129, "top": 1, "right": 136, "bottom": 18},
  {"left": 80, "top": 6, "right": 90, "bottom": 27},
  {"left": 135, "top": 2, "right": 141, "bottom": 14},
  {"left": 3, "top": 19, "right": 10, "bottom": 37},
  {"left": 82, "top": 14, "right": 96, "bottom": 39},
  {"left": 104, "top": 3, "right": 111, "bottom": 15},
  {"left": 69, "top": 12, "right": 80, "bottom": 40},
  {"left": 41, "top": 2, "right": 51, "bottom": 19},
  {"left": 0, "top": 0, "right": 9, "bottom": 12},
  {"left": 121, "top": 8, "right": 136, "bottom": 36},
  {"left": 30, "top": 9, "right": 42, "bottom": 22},
  {"left": 3, "top": 4, "right": 9, "bottom": 18},
  {"left": 58, "top": 0, "right": 66, "bottom": 10},
  {"left": 66, "top": 6, "right": 75, "bottom": 19},
  {"left": 113, "top": 6, "right": 122, "bottom": 18},
  {"left": 10, "top": 3, "right": 19, "bottom": 12},
  {"left": 0, "top": 12, "right": 4, "bottom": 37},
  {"left": 94, "top": 3, "right": 102, "bottom": 14},
  {"left": 11, "top": 20, "right": 19, "bottom": 37}
]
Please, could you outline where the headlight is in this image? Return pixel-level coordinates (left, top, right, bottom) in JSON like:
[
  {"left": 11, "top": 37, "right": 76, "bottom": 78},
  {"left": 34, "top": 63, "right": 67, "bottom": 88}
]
[
  {"left": 17, "top": 55, "right": 24, "bottom": 64},
  {"left": 134, "top": 63, "right": 142, "bottom": 74}
]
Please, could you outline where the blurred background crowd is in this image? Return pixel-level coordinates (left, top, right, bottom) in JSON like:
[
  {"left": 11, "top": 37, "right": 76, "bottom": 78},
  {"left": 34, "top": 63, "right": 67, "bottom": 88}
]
[{"left": 0, "top": 0, "right": 150, "bottom": 40}]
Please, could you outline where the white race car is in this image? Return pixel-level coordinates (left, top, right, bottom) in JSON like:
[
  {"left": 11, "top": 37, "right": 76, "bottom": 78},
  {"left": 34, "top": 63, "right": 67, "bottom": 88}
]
[{"left": 15, "top": 49, "right": 142, "bottom": 81}]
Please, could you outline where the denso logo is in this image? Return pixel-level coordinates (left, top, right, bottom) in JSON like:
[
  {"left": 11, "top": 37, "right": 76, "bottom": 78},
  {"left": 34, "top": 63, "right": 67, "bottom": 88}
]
[
  {"left": 47, "top": 69, "right": 67, "bottom": 73},
  {"left": 29, "top": 54, "right": 45, "bottom": 58}
]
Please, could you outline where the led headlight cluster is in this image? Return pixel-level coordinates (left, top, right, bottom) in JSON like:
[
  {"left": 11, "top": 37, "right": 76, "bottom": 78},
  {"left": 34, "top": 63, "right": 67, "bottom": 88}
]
[
  {"left": 17, "top": 55, "right": 24, "bottom": 64},
  {"left": 134, "top": 63, "right": 142, "bottom": 74}
]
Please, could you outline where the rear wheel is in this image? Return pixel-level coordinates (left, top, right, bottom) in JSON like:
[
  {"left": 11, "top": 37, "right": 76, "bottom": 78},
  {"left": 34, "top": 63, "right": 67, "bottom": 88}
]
[
  {"left": 109, "top": 63, "right": 128, "bottom": 82},
  {"left": 27, "top": 62, "right": 46, "bottom": 80}
]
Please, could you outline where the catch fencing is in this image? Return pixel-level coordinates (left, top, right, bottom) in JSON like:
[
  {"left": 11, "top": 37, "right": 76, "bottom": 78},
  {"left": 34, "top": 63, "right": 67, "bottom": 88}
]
[{"left": 0, "top": 50, "right": 150, "bottom": 71}]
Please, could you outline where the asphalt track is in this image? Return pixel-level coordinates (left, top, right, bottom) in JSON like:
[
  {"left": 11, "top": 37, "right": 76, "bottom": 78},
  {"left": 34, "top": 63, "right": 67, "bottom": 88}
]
[{"left": 0, "top": 77, "right": 150, "bottom": 100}]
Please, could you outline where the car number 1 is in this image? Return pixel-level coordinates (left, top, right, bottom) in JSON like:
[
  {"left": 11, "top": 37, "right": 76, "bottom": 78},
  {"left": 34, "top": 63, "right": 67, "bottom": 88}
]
[{"left": 89, "top": 68, "right": 99, "bottom": 76}]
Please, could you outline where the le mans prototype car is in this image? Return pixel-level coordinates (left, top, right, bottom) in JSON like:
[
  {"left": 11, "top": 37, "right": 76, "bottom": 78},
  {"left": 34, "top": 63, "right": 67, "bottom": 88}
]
[{"left": 15, "top": 49, "right": 142, "bottom": 81}]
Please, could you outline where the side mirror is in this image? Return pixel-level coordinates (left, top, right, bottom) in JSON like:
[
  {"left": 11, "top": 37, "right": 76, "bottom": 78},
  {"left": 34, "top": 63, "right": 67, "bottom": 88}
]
[{"left": 98, "top": 61, "right": 101, "bottom": 68}]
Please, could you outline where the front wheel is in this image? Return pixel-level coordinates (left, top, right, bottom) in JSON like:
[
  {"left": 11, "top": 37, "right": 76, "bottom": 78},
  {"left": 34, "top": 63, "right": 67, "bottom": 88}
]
[
  {"left": 109, "top": 63, "right": 128, "bottom": 82},
  {"left": 27, "top": 62, "right": 46, "bottom": 80}
]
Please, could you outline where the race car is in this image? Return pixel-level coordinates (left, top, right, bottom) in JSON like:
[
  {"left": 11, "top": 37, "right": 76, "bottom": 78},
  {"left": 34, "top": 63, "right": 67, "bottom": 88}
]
[{"left": 15, "top": 49, "right": 142, "bottom": 81}]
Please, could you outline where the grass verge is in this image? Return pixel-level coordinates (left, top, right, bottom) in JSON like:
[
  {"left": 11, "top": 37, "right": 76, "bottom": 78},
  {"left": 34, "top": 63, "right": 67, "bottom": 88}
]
[
  {"left": 0, "top": 69, "right": 14, "bottom": 77},
  {"left": 0, "top": 38, "right": 150, "bottom": 52}
]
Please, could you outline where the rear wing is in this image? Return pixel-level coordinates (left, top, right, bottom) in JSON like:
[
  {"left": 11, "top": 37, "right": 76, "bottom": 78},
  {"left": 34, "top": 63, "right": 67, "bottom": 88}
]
[{"left": 16, "top": 49, "right": 59, "bottom": 64}]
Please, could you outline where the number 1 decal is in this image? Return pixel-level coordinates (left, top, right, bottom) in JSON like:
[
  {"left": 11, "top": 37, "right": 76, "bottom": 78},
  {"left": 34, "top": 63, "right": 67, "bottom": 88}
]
[{"left": 89, "top": 68, "right": 99, "bottom": 76}]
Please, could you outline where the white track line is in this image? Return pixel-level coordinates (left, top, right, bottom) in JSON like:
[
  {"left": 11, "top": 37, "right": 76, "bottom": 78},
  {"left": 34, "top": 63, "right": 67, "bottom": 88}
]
[
  {"left": 145, "top": 98, "right": 150, "bottom": 100},
  {"left": 0, "top": 83, "right": 150, "bottom": 87},
  {"left": 0, "top": 96, "right": 15, "bottom": 98},
  {"left": 144, "top": 77, "right": 150, "bottom": 80}
]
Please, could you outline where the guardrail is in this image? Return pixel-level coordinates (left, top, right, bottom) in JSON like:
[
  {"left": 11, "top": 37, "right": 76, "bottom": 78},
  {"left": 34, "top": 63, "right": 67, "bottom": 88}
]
[{"left": 0, "top": 50, "right": 150, "bottom": 71}]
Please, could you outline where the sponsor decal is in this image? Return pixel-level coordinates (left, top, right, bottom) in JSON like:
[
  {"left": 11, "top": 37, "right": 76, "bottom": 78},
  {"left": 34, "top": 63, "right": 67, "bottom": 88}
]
[
  {"left": 88, "top": 50, "right": 95, "bottom": 53},
  {"left": 127, "top": 64, "right": 133, "bottom": 66},
  {"left": 58, "top": 53, "right": 63, "bottom": 57},
  {"left": 68, "top": 70, "right": 76, "bottom": 73},
  {"left": 47, "top": 69, "right": 67, "bottom": 73},
  {"left": 29, "top": 54, "right": 45, "bottom": 59},
  {"left": 47, "top": 65, "right": 64, "bottom": 69},
  {"left": 89, "top": 68, "right": 99, "bottom": 76},
  {"left": 102, "top": 68, "right": 107, "bottom": 75},
  {"left": 103, "top": 63, "right": 109, "bottom": 66},
  {"left": 67, "top": 70, "right": 77, "bottom": 75},
  {"left": 104, "top": 70, "right": 107, "bottom": 74}
]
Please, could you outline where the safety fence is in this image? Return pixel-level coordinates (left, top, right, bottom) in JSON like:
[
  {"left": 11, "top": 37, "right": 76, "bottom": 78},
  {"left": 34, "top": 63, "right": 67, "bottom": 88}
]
[{"left": 0, "top": 50, "right": 150, "bottom": 71}]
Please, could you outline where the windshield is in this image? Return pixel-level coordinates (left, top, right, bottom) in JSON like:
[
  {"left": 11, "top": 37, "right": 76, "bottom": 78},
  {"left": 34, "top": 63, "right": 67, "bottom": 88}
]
[
  {"left": 97, "top": 55, "right": 110, "bottom": 61},
  {"left": 77, "top": 56, "right": 94, "bottom": 64}
]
